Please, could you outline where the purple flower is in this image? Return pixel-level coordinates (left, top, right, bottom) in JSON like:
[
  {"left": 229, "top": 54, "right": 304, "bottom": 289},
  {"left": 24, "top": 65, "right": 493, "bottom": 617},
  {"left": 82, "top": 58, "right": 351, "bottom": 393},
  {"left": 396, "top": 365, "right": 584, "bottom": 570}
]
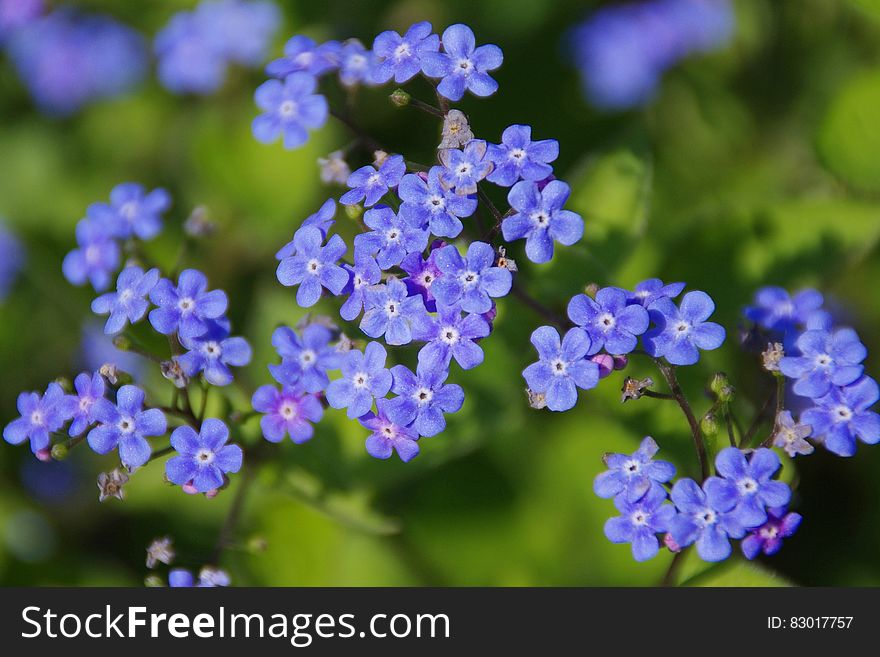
[
  {"left": 486, "top": 125, "right": 559, "bottom": 187},
  {"left": 252, "top": 73, "right": 329, "bottom": 150},
  {"left": 62, "top": 219, "right": 121, "bottom": 291},
  {"left": 269, "top": 324, "right": 341, "bottom": 393},
  {"left": 604, "top": 484, "right": 676, "bottom": 562},
  {"left": 644, "top": 291, "right": 726, "bottom": 365},
  {"left": 713, "top": 447, "right": 791, "bottom": 528},
  {"left": 502, "top": 180, "right": 584, "bottom": 264},
  {"left": 276, "top": 201, "right": 337, "bottom": 259},
  {"left": 669, "top": 477, "right": 745, "bottom": 562},
  {"left": 354, "top": 205, "right": 428, "bottom": 270},
  {"left": 166, "top": 418, "right": 242, "bottom": 493},
  {"left": 0, "top": 221, "right": 25, "bottom": 302},
  {"left": 412, "top": 302, "right": 491, "bottom": 371},
  {"left": 276, "top": 226, "right": 348, "bottom": 307},
  {"left": 0, "top": 0, "right": 44, "bottom": 43},
  {"left": 326, "top": 342, "right": 393, "bottom": 419},
  {"left": 801, "top": 376, "right": 880, "bottom": 457},
  {"left": 385, "top": 364, "right": 465, "bottom": 437},
  {"left": 779, "top": 328, "right": 867, "bottom": 399},
  {"left": 198, "top": 0, "right": 280, "bottom": 66},
  {"left": 252, "top": 384, "right": 323, "bottom": 444},
  {"left": 360, "top": 277, "right": 426, "bottom": 346},
  {"left": 340, "top": 252, "right": 382, "bottom": 322},
  {"left": 148, "top": 269, "right": 228, "bottom": 339},
  {"left": 88, "top": 183, "right": 170, "bottom": 241},
  {"left": 91, "top": 266, "right": 160, "bottom": 335},
  {"left": 87, "top": 385, "right": 167, "bottom": 470},
  {"left": 338, "top": 39, "right": 372, "bottom": 87},
  {"left": 523, "top": 326, "right": 599, "bottom": 412},
  {"left": 431, "top": 242, "right": 512, "bottom": 314},
  {"left": 567, "top": 287, "right": 650, "bottom": 355},
  {"left": 340, "top": 155, "right": 406, "bottom": 207},
  {"left": 421, "top": 24, "right": 503, "bottom": 101},
  {"left": 67, "top": 371, "right": 105, "bottom": 436},
  {"left": 772, "top": 410, "right": 814, "bottom": 457},
  {"left": 154, "top": 10, "right": 226, "bottom": 94},
  {"left": 266, "top": 34, "right": 340, "bottom": 78},
  {"left": 400, "top": 250, "right": 442, "bottom": 312},
  {"left": 593, "top": 436, "right": 676, "bottom": 502},
  {"left": 370, "top": 21, "right": 439, "bottom": 84},
  {"left": 627, "top": 278, "right": 685, "bottom": 308},
  {"left": 745, "top": 287, "right": 825, "bottom": 334},
  {"left": 741, "top": 508, "right": 802, "bottom": 560},
  {"left": 438, "top": 140, "right": 493, "bottom": 195},
  {"left": 361, "top": 398, "right": 420, "bottom": 462},
  {"left": 178, "top": 324, "right": 252, "bottom": 387},
  {"left": 398, "top": 167, "right": 477, "bottom": 238},
  {"left": 3, "top": 383, "right": 75, "bottom": 455}
]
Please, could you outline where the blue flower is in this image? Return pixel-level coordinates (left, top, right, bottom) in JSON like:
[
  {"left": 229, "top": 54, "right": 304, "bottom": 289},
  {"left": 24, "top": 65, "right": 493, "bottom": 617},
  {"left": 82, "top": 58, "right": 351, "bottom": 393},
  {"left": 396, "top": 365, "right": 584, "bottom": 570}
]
[
  {"left": 431, "top": 242, "right": 512, "bottom": 314},
  {"left": 627, "top": 278, "right": 685, "bottom": 308},
  {"left": 386, "top": 364, "right": 465, "bottom": 437},
  {"left": 438, "top": 140, "right": 493, "bottom": 195},
  {"left": 169, "top": 567, "right": 230, "bottom": 587},
  {"left": 361, "top": 398, "right": 420, "bottom": 462},
  {"left": 354, "top": 205, "right": 428, "bottom": 270},
  {"left": 772, "top": 410, "right": 814, "bottom": 457},
  {"left": 779, "top": 328, "right": 867, "bottom": 399},
  {"left": 0, "top": 0, "right": 43, "bottom": 43},
  {"left": 179, "top": 323, "right": 252, "bottom": 387},
  {"left": 252, "top": 384, "right": 324, "bottom": 444},
  {"left": 486, "top": 125, "right": 559, "bottom": 187},
  {"left": 340, "top": 155, "right": 406, "bottom": 207},
  {"left": 276, "top": 226, "right": 348, "bottom": 307},
  {"left": 326, "top": 342, "right": 393, "bottom": 419},
  {"left": 87, "top": 385, "right": 167, "bottom": 470},
  {"left": 265, "top": 34, "right": 340, "bottom": 78},
  {"left": 801, "top": 376, "right": 880, "bottom": 457},
  {"left": 4, "top": 383, "right": 75, "bottom": 456},
  {"left": 0, "top": 221, "right": 25, "bottom": 302},
  {"left": 567, "top": 287, "right": 650, "bottom": 355},
  {"left": 148, "top": 269, "right": 228, "bottom": 339},
  {"left": 522, "top": 326, "right": 599, "bottom": 412},
  {"left": 338, "top": 39, "right": 372, "bottom": 87},
  {"left": 669, "top": 477, "right": 745, "bottom": 562},
  {"left": 744, "top": 287, "right": 825, "bottom": 334},
  {"left": 154, "top": 10, "right": 227, "bottom": 94},
  {"left": 398, "top": 167, "right": 477, "bottom": 238},
  {"left": 197, "top": 0, "right": 280, "bottom": 66},
  {"left": 604, "top": 484, "right": 676, "bottom": 562},
  {"left": 166, "top": 418, "right": 243, "bottom": 493},
  {"left": 67, "top": 371, "right": 105, "bottom": 436},
  {"left": 360, "top": 277, "right": 426, "bottom": 346},
  {"left": 269, "top": 324, "right": 341, "bottom": 393},
  {"left": 277, "top": 199, "right": 336, "bottom": 250},
  {"left": 91, "top": 266, "right": 160, "bottom": 335},
  {"left": 62, "top": 219, "right": 121, "bottom": 291},
  {"left": 644, "top": 291, "right": 726, "bottom": 365},
  {"left": 400, "top": 250, "right": 442, "bottom": 312},
  {"left": 252, "top": 72, "right": 329, "bottom": 150},
  {"left": 421, "top": 23, "right": 503, "bottom": 101},
  {"left": 593, "top": 436, "right": 676, "bottom": 502},
  {"left": 741, "top": 507, "right": 802, "bottom": 560},
  {"left": 412, "top": 302, "right": 491, "bottom": 371},
  {"left": 88, "top": 183, "right": 171, "bottom": 240},
  {"left": 713, "top": 447, "right": 791, "bottom": 528},
  {"left": 370, "top": 21, "right": 439, "bottom": 84},
  {"left": 340, "top": 251, "right": 382, "bottom": 322},
  {"left": 502, "top": 180, "right": 584, "bottom": 264}
]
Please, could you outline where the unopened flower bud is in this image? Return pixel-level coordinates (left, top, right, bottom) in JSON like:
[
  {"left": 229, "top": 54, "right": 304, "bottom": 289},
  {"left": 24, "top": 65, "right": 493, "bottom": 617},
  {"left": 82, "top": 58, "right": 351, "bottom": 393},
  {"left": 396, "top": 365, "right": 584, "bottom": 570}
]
[
  {"left": 183, "top": 205, "right": 216, "bottom": 238},
  {"left": 54, "top": 377, "right": 72, "bottom": 393},
  {"left": 663, "top": 533, "right": 681, "bottom": 553},
  {"left": 585, "top": 283, "right": 600, "bottom": 298},
  {"left": 160, "top": 359, "right": 188, "bottom": 389},
  {"left": 248, "top": 536, "right": 268, "bottom": 554},
  {"left": 35, "top": 447, "right": 51, "bottom": 462},
  {"left": 144, "top": 575, "right": 165, "bottom": 588},
  {"left": 701, "top": 412, "right": 719, "bottom": 437},
  {"left": 389, "top": 88, "right": 411, "bottom": 107},
  {"left": 51, "top": 443, "right": 68, "bottom": 461},
  {"left": 344, "top": 203, "right": 363, "bottom": 220},
  {"left": 710, "top": 373, "right": 734, "bottom": 402},
  {"left": 592, "top": 354, "right": 615, "bottom": 379},
  {"left": 112, "top": 335, "right": 132, "bottom": 351}
]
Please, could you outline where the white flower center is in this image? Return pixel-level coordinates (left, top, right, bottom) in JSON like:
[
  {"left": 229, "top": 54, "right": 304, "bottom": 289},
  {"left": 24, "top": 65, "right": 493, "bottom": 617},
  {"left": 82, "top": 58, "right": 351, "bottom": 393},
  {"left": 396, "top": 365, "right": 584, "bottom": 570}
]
[
  {"left": 79, "top": 397, "right": 93, "bottom": 413},
  {"left": 759, "top": 525, "right": 779, "bottom": 540},
  {"left": 440, "top": 326, "right": 460, "bottom": 345},
  {"left": 631, "top": 510, "right": 649, "bottom": 526},
  {"left": 384, "top": 300, "right": 399, "bottom": 317},
  {"left": 294, "top": 51, "right": 314, "bottom": 67},
  {"left": 119, "top": 289, "right": 133, "bottom": 302},
  {"left": 85, "top": 245, "right": 101, "bottom": 264},
  {"left": 178, "top": 297, "right": 195, "bottom": 313},
  {"left": 307, "top": 258, "right": 321, "bottom": 274},
  {"left": 30, "top": 410, "right": 44, "bottom": 425},
  {"left": 737, "top": 477, "right": 758, "bottom": 495},
  {"left": 834, "top": 405, "right": 853, "bottom": 422},
  {"left": 675, "top": 321, "right": 691, "bottom": 335},
  {"left": 460, "top": 270, "right": 479, "bottom": 289},
  {"left": 299, "top": 349, "right": 316, "bottom": 367},
  {"left": 120, "top": 201, "right": 138, "bottom": 221},
  {"left": 428, "top": 194, "right": 446, "bottom": 211},
  {"left": 354, "top": 275, "right": 365, "bottom": 288},
  {"left": 509, "top": 148, "right": 526, "bottom": 161},
  {"left": 279, "top": 100, "right": 298, "bottom": 118},
  {"left": 623, "top": 459, "right": 641, "bottom": 475},
  {"left": 353, "top": 372, "right": 370, "bottom": 389},
  {"left": 202, "top": 341, "right": 221, "bottom": 358},
  {"left": 349, "top": 54, "right": 367, "bottom": 69},
  {"left": 550, "top": 358, "right": 567, "bottom": 376},
  {"left": 456, "top": 163, "right": 472, "bottom": 177},
  {"left": 386, "top": 228, "right": 401, "bottom": 243},
  {"left": 697, "top": 509, "right": 717, "bottom": 526},
  {"left": 419, "top": 272, "right": 434, "bottom": 287},
  {"left": 456, "top": 58, "right": 473, "bottom": 73},
  {"left": 195, "top": 448, "right": 215, "bottom": 465},
  {"left": 279, "top": 401, "right": 297, "bottom": 419},
  {"left": 815, "top": 353, "right": 832, "bottom": 368},
  {"left": 598, "top": 313, "right": 616, "bottom": 330},
  {"left": 394, "top": 43, "right": 411, "bottom": 59},
  {"left": 118, "top": 416, "right": 135, "bottom": 434},
  {"left": 415, "top": 387, "right": 433, "bottom": 404},
  {"left": 530, "top": 211, "right": 550, "bottom": 228}
]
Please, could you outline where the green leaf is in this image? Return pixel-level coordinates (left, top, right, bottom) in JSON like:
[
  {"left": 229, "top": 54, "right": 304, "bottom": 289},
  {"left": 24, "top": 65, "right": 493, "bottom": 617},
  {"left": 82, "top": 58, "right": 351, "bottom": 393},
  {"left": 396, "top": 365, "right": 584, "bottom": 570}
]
[
  {"left": 682, "top": 558, "right": 794, "bottom": 587},
  {"left": 817, "top": 72, "right": 880, "bottom": 193}
]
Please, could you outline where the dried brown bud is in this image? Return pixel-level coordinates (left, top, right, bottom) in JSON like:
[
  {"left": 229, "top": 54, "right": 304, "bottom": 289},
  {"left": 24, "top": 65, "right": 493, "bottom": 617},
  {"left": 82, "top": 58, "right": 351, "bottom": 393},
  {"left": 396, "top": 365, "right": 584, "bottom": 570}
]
[
  {"left": 621, "top": 376, "right": 654, "bottom": 402},
  {"left": 526, "top": 388, "right": 547, "bottom": 409},
  {"left": 762, "top": 342, "right": 784, "bottom": 372},
  {"left": 97, "top": 469, "right": 129, "bottom": 502}
]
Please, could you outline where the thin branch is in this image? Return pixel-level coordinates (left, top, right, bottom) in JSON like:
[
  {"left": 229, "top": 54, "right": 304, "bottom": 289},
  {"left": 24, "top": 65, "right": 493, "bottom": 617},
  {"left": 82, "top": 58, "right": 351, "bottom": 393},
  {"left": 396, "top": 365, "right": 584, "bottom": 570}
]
[
  {"left": 653, "top": 358, "right": 709, "bottom": 480},
  {"left": 510, "top": 283, "right": 568, "bottom": 329}
]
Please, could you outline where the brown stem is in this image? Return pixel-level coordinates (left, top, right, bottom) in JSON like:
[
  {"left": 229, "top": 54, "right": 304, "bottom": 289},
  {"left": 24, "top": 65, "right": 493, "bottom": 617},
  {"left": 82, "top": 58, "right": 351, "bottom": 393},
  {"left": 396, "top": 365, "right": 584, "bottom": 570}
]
[
  {"left": 510, "top": 283, "right": 568, "bottom": 329},
  {"left": 329, "top": 109, "right": 382, "bottom": 153},
  {"left": 660, "top": 549, "right": 686, "bottom": 587},
  {"left": 760, "top": 376, "right": 786, "bottom": 448},
  {"left": 740, "top": 387, "right": 776, "bottom": 447},
  {"left": 653, "top": 358, "right": 709, "bottom": 480}
]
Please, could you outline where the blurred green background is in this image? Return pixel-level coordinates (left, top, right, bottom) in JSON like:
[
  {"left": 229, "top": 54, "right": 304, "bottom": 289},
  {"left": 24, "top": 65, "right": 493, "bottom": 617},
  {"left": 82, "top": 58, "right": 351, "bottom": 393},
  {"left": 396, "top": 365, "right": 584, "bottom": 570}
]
[{"left": 1, "top": 0, "right": 880, "bottom": 587}]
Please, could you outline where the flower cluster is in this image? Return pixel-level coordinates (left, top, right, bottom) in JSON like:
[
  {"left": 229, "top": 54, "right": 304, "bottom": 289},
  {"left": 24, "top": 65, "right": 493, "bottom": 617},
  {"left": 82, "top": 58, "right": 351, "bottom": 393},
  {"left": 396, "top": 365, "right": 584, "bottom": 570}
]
[
  {"left": 745, "top": 287, "right": 879, "bottom": 457},
  {"left": 596, "top": 439, "right": 796, "bottom": 562},
  {"left": 524, "top": 280, "right": 725, "bottom": 411},
  {"left": 0, "top": 220, "right": 25, "bottom": 302},
  {"left": 155, "top": 0, "right": 280, "bottom": 94},
  {"left": 144, "top": 537, "right": 230, "bottom": 587},
  {"left": 5, "top": 8, "right": 148, "bottom": 115},
  {"left": 569, "top": 0, "right": 734, "bottom": 110}
]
